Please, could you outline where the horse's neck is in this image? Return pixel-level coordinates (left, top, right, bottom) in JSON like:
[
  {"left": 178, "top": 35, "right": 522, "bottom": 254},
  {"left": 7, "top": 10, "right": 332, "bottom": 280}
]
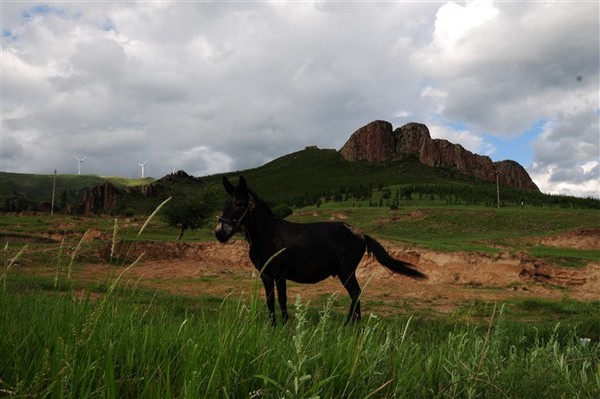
[{"left": 245, "top": 207, "right": 278, "bottom": 246}]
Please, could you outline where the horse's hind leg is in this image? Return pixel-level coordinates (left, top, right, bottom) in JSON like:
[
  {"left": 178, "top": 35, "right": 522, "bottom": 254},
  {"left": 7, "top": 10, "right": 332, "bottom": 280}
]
[
  {"left": 339, "top": 273, "right": 361, "bottom": 323},
  {"left": 275, "top": 277, "right": 289, "bottom": 323}
]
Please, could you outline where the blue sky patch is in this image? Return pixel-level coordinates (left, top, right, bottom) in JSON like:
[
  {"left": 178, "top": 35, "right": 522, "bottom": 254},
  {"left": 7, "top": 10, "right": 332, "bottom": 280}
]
[
  {"left": 101, "top": 18, "right": 116, "bottom": 32},
  {"left": 22, "top": 4, "right": 67, "bottom": 21},
  {"left": 2, "top": 29, "right": 16, "bottom": 40},
  {"left": 483, "top": 120, "right": 548, "bottom": 167}
]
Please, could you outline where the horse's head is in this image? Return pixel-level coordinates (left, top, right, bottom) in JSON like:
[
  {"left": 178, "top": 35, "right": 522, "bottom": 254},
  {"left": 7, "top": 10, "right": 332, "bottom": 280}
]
[{"left": 215, "top": 176, "right": 254, "bottom": 243}]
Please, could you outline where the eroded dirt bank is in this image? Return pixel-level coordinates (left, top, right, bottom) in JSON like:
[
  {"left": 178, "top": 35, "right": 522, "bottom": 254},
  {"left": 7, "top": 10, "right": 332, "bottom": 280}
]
[{"left": 66, "top": 228, "right": 600, "bottom": 315}]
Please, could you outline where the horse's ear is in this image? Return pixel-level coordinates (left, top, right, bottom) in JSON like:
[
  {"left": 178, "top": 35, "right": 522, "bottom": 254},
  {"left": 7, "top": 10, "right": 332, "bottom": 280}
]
[
  {"left": 238, "top": 176, "right": 248, "bottom": 194},
  {"left": 223, "top": 176, "right": 235, "bottom": 195}
]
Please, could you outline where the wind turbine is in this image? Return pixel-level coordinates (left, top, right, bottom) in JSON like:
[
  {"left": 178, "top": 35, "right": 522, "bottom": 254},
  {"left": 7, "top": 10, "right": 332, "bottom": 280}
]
[
  {"left": 138, "top": 159, "right": 147, "bottom": 179},
  {"left": 74, "top": 156, "right": 86, "bottom": 175}
]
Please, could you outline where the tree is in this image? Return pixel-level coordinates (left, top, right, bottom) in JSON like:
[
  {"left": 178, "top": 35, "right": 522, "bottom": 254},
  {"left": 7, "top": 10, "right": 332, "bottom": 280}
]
[{"left": 162, "top": 195, "right": 215, "bottom": 239}]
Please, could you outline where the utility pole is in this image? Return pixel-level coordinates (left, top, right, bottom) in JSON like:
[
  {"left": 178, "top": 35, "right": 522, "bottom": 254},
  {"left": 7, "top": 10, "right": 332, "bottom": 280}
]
[
  {"left": 51, "top": 169, "right": 57, "bottom": 215},
  {"left": 493, "top": 168, "right": 500, "bottom": 208}
]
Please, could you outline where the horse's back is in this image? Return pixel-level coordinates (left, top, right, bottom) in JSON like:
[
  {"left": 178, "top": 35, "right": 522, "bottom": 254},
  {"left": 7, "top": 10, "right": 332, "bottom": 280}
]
[{"left": 278, "top": 221, "right": 366, "bottom": 283}]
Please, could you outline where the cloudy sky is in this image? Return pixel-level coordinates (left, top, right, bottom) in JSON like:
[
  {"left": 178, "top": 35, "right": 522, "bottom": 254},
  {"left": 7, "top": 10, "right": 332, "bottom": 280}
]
[{"left": 2, "top": 1, "right": 599, "bottom": 197}]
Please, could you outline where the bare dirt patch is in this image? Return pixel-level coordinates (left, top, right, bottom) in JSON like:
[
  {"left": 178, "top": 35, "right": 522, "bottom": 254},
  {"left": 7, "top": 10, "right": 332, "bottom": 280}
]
[
  {"left": 538, "top": 227, "right": 600, "bottom": 250},
  {"left": 28, "top": 229, "right": 597, "bottom": 316}
]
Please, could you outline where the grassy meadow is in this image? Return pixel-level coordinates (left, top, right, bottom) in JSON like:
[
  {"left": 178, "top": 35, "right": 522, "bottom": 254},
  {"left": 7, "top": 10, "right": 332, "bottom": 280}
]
[
  {"left": 1, "top": 200, "right": 600, "bottom": 398},
  {"left": 1, "top": 271, "right": 599, "bottom": 398}
]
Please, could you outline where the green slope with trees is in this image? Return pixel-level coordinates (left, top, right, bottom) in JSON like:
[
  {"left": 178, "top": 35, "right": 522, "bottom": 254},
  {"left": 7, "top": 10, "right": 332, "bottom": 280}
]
[{"left": 1, "top": 147, "right": 598, "bottom": 216}]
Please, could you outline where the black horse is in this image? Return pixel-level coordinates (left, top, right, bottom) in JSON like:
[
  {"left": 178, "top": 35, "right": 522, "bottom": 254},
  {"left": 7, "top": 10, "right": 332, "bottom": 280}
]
[{"left": 215, "top": 176, "right": 426, "bottom": 324}]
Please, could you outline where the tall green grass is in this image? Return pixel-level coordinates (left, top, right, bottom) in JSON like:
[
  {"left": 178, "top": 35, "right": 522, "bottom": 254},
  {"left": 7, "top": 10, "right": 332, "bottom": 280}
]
[
  {"left": 1, "top": 284, "right": 599, "bottom": 398},
  {"left": 1, "top": 199, "right": 599, "bottom": 398}
]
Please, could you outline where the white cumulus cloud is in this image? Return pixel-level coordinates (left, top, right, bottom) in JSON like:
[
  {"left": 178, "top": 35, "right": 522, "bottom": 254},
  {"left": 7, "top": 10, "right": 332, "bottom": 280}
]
[{"left": 1, "top": 1, "right": 598, "bottom": 196}]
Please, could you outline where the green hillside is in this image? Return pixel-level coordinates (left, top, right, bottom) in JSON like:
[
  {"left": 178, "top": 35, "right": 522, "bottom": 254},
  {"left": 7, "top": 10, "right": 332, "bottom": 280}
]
[
  {"left": 208, "top": 147, "right": 598, "bottom": 210},
  {"left": 227, "top": 147, "right": 476, "bottom": 201},
  {"left": 199, "top": 147, "right": 488, "bottom": 201},
  {"left": 0, "top": 172, "right": 154, "bottom": 210},
  {"left": 1, "top": 147, "right": 598, "bottom": 214}
]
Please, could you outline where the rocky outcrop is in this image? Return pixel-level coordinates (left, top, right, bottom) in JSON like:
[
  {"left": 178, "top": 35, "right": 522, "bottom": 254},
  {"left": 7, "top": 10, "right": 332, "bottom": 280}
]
[
  {"left": 82, "top": 182, "right": 121, "bottom": 214},
  {"left": 397, "top": 122, "right": 496, "bottom": 184},
  {"left": 493, "top": 160, "right": 539, "bottom": 192},
  {"left": 339, "top": 120, "right": 539, "bottom": 191},
  {"left": 140, "top": 170, "right": 203, "bottom": 199},
  {"left": 140, "top": 182, "right": 165, "bottom": 198},
  {"left": 156, "top": 170, "right": 203, "bottom": 185},
  {"left": 339, "top": 120, "right": 395, "bottom": 162}
]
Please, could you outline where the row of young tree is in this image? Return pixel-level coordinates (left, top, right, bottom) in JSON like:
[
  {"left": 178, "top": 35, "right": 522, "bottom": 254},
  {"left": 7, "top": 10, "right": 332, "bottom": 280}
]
[{"left": 282, "top": 183, "right": 600, "bottom": 210}]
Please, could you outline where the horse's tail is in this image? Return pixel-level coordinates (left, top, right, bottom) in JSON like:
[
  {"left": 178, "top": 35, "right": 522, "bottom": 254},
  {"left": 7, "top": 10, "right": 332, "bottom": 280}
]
[{"left": 364, "top": 235, "right": 426, "bottom": 280}]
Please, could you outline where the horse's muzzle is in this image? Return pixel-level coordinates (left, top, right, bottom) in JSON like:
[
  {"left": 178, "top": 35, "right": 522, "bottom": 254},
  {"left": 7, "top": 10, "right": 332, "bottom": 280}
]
[{"left": 215, "top": 220, "right": 234, "bottom": 243}]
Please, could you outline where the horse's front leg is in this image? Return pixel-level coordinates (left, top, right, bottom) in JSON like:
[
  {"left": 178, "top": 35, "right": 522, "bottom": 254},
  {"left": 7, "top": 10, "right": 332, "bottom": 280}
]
[
  {"left": 275, "top": 277, "right": 288, "bottom": 323},
  {"left": 261, "top": 274, "right": 276, "bottom": 325}
]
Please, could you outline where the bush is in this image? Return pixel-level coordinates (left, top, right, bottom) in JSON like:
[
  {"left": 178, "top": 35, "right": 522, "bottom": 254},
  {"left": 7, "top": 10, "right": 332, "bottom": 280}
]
[{"left": 162, "top": 195, "right": 215, "bottom": 239}]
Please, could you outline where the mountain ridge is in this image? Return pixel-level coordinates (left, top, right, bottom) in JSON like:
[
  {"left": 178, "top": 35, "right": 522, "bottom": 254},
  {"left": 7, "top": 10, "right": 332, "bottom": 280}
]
[
  {"left": 8, "top": 120, "right": 600, "bottom": 215},
  {"left": 339, "top": 120, "right": 539, "bottom": 192}
]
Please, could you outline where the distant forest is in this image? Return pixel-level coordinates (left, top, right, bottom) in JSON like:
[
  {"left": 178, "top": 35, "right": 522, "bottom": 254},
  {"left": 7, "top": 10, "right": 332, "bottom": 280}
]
[{"left": 2, "top": 180, "right": 599, "bottom": 216}]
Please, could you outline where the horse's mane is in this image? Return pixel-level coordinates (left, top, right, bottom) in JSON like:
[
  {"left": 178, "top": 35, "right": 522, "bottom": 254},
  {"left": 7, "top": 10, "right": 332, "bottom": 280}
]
[{"left": 248, "top": 188, "right": 275, "bottom": 217}]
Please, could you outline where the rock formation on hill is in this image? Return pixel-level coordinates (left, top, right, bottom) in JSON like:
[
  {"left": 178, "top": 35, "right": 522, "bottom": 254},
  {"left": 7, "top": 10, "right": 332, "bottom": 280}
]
[
  {"left": 339, "top": 120, "right": 539, "bottom": 191},
  {"left": 82, "top": 182, "right": 121, "bottom": 215}
]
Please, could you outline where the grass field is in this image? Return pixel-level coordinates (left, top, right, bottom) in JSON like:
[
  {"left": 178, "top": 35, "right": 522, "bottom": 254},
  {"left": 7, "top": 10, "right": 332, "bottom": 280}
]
[
  {"left": 1, "top": 275, "right": 599, "bottom": 398},
  {"left": 291, "top": 202, "right": 600, "bottom": 257},
  {"left": 1, "top": 203, "right": 599, "bottom": 398}
]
